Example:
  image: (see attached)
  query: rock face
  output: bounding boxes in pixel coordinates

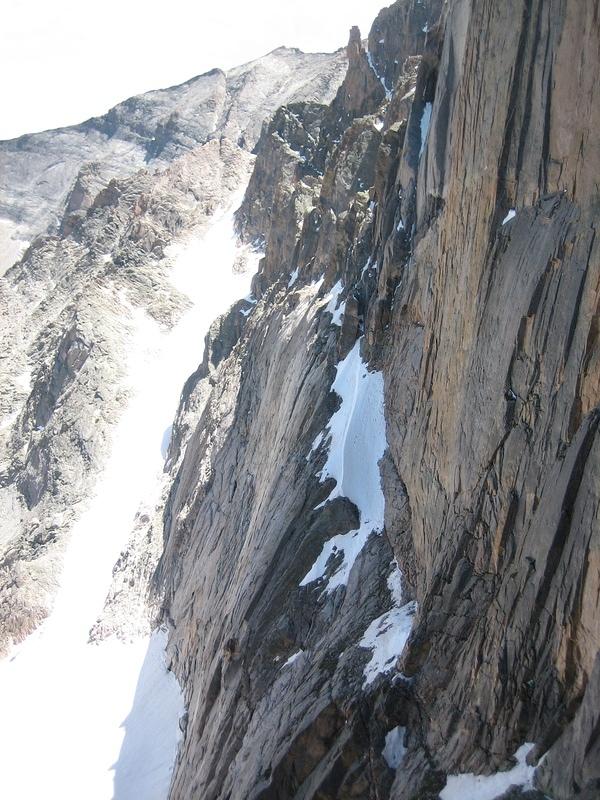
[1,2,599,800]
[151,1,599,799]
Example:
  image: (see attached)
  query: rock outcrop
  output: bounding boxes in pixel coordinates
[0,47,348,274]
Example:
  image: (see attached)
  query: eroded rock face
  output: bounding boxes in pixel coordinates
[380,2,600,796]
[153,1,599,799]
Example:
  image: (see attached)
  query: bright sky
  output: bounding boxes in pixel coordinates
[1,0,387,140]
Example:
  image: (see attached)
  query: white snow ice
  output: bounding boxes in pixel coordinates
[502,208,516,225]
[324,279,345,326]
[288,266,300,287]
[360,561,416,685]
[300,338,387,590]
[0,218,30,275]
[281,650,304,669]
[382,725,407,770]
[367,50,392,100]
[440,743,537,800]
[0,187,259,800]
[420,102,432,157]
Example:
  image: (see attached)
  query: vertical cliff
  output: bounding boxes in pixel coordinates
[156,1,599,798]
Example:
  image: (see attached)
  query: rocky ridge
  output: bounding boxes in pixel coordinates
[0,47,348,275]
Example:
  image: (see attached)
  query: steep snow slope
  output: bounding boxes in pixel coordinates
[0,191,258,799]
[300,338,387,590]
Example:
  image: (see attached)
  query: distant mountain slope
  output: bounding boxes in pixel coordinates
[0,47,347,273]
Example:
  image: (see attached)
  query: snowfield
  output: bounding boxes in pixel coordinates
[0,189,258,800]
[440,744,536,800]
[360,561,416,686]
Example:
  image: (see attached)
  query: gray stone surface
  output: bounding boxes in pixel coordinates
[0,47,348,274]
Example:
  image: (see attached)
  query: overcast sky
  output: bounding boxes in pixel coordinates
[1,0,387,140]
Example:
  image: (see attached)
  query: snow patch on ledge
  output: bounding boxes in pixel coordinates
[440,743,536,800]
[502,208,516,225]
[281,649,304,669]
[324,279,345,326]
[382,725,407,770]
[300,339,387,590]
[360,561,416,685]
[420,103,432,157]
[309,429,325,457]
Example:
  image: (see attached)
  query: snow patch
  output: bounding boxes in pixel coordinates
[382,726,406,770]
[161,425,173,460]
[367,51,392,100]
[360,562,416,685]
[420,103,432,157]
[166,186,258,307]
[300,339,387,591]
[0,629,184,800]
[502,209,516,225]
[0,410,18,431]
[309,429,325,455]
[311,274,325,292]
[288,267,300,288]
[0,218,30,275]
[361,256,374,277]
[324,280,345,326]
[440,744,536,800]
[14,369,31,392]
[281,649,304,669]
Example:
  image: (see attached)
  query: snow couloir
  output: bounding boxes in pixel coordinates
[0,188,259,800]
